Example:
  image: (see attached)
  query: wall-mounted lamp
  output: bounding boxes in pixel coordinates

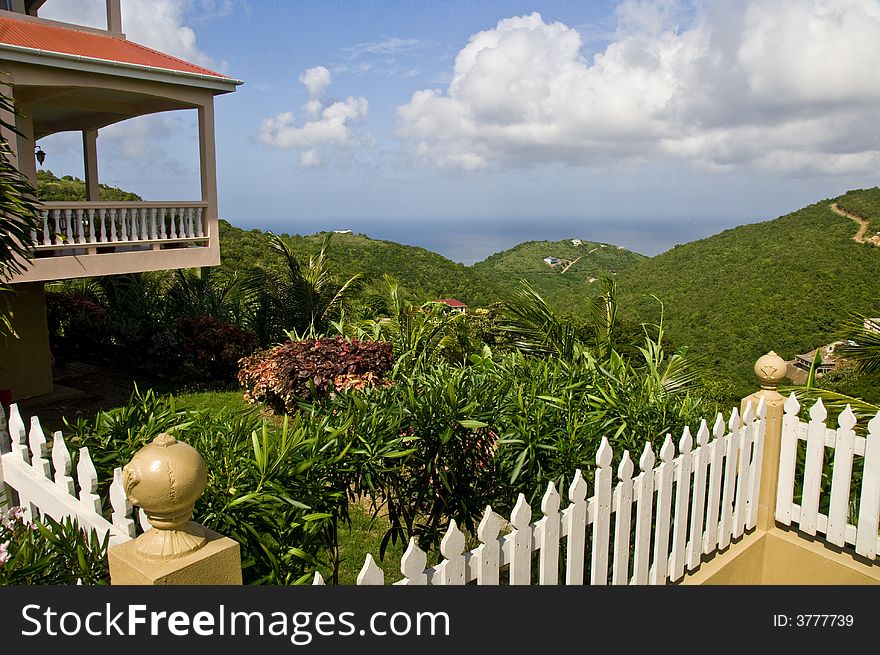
[35,145,46,166]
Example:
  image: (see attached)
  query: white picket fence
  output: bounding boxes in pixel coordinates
[0,403,146,546]
[775,395,880,559]
[315,399,768,585]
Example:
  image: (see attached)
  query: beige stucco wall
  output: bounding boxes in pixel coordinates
[0,282,53,400]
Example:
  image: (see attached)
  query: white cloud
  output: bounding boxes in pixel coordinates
[258,68,369,165]
[396,2,880,175]
[299,66,332,98]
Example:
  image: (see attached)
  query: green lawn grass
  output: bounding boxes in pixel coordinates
[172,389,253,415]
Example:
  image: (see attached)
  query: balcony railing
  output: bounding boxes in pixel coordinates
[32,201,209,256]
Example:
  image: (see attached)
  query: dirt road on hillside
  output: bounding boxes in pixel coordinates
[830,202,880,246]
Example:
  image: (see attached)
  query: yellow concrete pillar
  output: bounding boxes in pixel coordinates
[108,433,242,585]
[741,351,788,532]
[0,282,54,400]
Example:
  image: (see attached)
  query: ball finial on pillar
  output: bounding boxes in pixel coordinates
[122,433,208,559]
[754,351,787,392]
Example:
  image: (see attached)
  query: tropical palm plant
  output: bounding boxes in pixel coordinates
[498,280,580,361]
[247,233,362,343]
[165,266,250,326]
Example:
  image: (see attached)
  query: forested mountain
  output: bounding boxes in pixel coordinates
[473,238,646,315]
[608,190,880,389]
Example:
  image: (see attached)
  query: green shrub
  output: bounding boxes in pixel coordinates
[238,337,394,413]
[324,363,505,555]
[65,389,353,584]
[46,291,108,362]
[0,508,109,585]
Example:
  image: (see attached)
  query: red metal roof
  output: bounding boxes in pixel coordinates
[436,298,468,307]
[0,14,229,79]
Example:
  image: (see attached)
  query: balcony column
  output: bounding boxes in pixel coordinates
[83,128,99,201]
[197,102,219,262]
[12,104,37,188]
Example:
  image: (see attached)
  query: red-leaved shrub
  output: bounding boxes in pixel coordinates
[149,316,259,384]
[238,337,394,413]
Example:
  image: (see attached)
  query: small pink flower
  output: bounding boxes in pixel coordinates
[0,540,9,565]
[2,507,24,530]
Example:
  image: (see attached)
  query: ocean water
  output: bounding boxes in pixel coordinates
[244,216,745,265]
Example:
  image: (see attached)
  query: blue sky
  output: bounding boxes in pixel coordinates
[38,0,880,263]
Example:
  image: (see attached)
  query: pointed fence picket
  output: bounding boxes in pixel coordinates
[0,403,139,547]
[321,400,769,587]
[775,395,880,560]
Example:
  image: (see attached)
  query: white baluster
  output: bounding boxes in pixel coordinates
[475,505,502,585]
[139,207,149,240]
[194,206,204,237]
[76,208,87,244]
[799,399,828,536]
[108,208,118,242]
[51,431,75,495]
[8,404,28,463]
[538,482,560,585]
[41,209,51,245]
[632,442,655,584]
[110,467,136,538]
[76,447,102,514]
[508,494,532,585]
[398,537,428,585]
[183,206,193,237]
[64,208,74,243]
[590,438,613,585]
[670,427,693,581]
[688,420,710,570]
[149,207,158,240]
[855,413,880,558]
[733,403,755,538]
[98,208,108,243]
[438,520,466,585]
[650,435,675,584]
[87,208,97,243]
[28,417,51,479]
[703,414,726,555]
[118,208,128,241]
[312,571,325,585]
[612,451,634,584]
[356,554,384,586]
[564,469,588,584]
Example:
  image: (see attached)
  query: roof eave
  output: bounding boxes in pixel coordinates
[0,43,243,93]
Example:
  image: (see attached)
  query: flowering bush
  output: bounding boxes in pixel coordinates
[238,336,394,413]
[0,506,109,584]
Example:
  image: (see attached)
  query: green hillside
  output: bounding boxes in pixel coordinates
[219,221,507,308]
[611,190,880,391]
[473,239,647,314]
